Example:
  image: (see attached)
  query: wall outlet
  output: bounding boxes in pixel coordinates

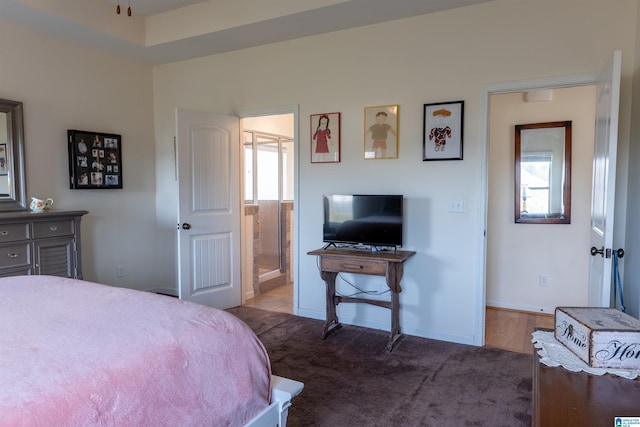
[539,274,549,287]
[447,198,464,213]
[117,265,125,277]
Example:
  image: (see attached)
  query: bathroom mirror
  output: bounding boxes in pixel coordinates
[0,99,27,211]
[515,121,571,224]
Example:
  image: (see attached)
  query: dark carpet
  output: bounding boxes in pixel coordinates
[227,306,533,427]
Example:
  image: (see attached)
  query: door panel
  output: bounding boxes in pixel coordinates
[177,109,241,309]
[588,50,621,307]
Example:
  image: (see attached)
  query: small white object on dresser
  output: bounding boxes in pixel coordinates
[555,307,640,369]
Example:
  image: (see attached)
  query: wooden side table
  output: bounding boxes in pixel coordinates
[307,247,415,351]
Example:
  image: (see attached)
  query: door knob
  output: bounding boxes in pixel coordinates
[590,247,624,259]
[181,223,191,230]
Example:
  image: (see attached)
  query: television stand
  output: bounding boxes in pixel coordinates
[307,247,416,351]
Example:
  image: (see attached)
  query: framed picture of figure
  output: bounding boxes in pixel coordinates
[364,104,398,159]
[310,112,340,163]
[423,100,464,161]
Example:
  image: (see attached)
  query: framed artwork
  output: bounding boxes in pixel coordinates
[423,100,464,161]
[310,112,341,163]
[68,130,122,189]
[364,104,398,159]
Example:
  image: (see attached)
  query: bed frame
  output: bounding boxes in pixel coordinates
[245,375,304,427]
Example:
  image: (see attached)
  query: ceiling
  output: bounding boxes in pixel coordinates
[0,0,492,65]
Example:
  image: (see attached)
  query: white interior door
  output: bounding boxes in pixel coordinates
[588,50,621,307]
[176,109,241,309]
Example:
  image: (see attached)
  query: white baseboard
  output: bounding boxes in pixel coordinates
[146,287,178,297]
[294,309,477,346]
[486,300,554,315]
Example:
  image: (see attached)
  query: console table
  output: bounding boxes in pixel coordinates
[533,329,640,426]
[307,247,415,351]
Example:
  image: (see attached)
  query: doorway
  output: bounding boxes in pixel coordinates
[482,79,598,347]
[241,114,295,314]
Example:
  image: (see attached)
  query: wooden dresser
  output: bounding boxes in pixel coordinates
[533,330,640,425]
[0,210,88,279]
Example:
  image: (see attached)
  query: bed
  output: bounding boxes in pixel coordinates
[0,275,302,427]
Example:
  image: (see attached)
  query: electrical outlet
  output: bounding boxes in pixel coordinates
[539,274,549,287]
[117,265,125,278]
[447,198,464,213]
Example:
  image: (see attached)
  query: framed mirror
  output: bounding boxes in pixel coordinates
[0,99,27,211]
[515,121,571,224]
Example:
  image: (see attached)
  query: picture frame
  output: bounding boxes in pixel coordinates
[68,129,122,189]
[423,100,464,161]
[364,104,398,159]
[310,112,341,163]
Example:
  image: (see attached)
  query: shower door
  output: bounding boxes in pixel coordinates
[244,131,293,281]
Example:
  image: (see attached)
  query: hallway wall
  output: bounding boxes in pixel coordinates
[487,87,596,313]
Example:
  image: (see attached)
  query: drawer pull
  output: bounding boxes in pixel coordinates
[7,253,19,258]
[0,231,9,236]
[49,226,58,231]
[343,263,364,269]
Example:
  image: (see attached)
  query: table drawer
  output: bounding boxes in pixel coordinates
[0,223,30,243]
[0,243,31,269]
[321,257,387,275]
[33,220,73,238]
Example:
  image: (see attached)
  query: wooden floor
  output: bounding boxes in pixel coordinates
[244,284,554,354]
[484,306,554,354]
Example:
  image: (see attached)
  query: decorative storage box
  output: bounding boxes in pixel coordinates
[555,307,640,369]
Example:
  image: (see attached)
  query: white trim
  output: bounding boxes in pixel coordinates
[477,73,599,347]
[486,300,555,315]
[145,287,178,296]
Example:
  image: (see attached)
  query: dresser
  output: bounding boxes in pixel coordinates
[533,329,640,425]
[0,210,88,279]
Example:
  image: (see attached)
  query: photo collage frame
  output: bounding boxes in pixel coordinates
[68,129,122,189]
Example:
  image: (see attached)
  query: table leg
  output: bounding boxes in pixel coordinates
[386,263,404,352]
[386,290,402,352]
[321,270,342,339]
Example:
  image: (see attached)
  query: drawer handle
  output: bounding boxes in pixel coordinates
[0,231,9,236]
[49,226,58,231]
[343,263,364,269]
[7,253,19,258]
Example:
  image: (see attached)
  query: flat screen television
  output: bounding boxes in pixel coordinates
[323,194,403,248]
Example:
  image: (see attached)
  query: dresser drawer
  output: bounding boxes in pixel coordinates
[0,223,30,243]
[0,265,32,277]
[33,220,74,239]
[321,257,387,275]
[0,243,31,269]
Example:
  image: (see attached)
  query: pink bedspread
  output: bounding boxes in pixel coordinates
[0,276,271,426]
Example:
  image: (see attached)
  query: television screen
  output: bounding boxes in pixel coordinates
[323,194,403,248]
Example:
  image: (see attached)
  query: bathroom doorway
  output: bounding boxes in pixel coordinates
[242,114,294,314]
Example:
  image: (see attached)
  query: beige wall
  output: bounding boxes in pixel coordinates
[153,0,637,344]
[0,19,158,290]
[2,0,637,344]
[488,87,596,313]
